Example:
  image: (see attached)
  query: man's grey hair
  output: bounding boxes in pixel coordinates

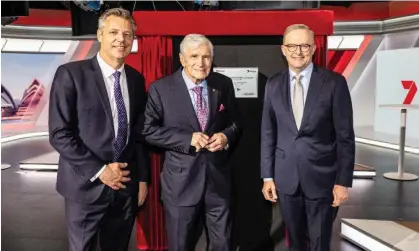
[98,7,137,35]
[283,24,315,43]
[180,34,214,57]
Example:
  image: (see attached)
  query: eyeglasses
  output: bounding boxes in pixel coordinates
[284,44,312,52]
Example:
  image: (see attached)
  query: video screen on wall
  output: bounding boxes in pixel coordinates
[1,53,64,124]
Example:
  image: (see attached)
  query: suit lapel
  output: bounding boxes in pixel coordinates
[172,70,201,131]
[298,66,325,134]
[279,71,298,131]
[91,57,115,134]
[206,75,219,132]
[125,67,136,129]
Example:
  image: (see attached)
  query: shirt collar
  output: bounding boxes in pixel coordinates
[96,53,125,79]
[289,62,313,80]
[181,68,207,90]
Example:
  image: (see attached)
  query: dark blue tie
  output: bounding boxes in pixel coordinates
[112,71,128,161]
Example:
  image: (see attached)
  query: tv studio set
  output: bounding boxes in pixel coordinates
[2,1,419,251]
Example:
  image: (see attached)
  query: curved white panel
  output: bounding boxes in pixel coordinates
[131,39,138,53]
[355,137,419,154]
[3,38,44,52]
[339,35,365,49]
[1,132,49,143]
[39,40,72,53]
[1,38,138,53]
[327,36,343,49]
[1,38,7,50]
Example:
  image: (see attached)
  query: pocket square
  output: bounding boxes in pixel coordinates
[219,104,225,112]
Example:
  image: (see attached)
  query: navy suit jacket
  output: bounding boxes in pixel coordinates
[260,65,355,199]
[142,69,242,206]
[49,56,150,204]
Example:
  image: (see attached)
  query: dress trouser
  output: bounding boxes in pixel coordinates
[163,174,232,251]
[279,185,336,251]
[65,187,137,251]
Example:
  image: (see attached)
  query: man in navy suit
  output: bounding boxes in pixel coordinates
[49,8,149,251]
[261,24,355,251]
[142,34,242,251]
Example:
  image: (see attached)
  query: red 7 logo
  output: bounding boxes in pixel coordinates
[401,81,417,105]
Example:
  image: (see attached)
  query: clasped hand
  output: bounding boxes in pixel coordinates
[99,162,130,190]
[191,132,227,152]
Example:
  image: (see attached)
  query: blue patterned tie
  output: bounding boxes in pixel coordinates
[112,71,128,161]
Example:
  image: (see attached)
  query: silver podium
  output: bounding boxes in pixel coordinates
[379,104,419,181]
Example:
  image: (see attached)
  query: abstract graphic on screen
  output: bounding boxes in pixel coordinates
[1,53,61,123]
[1,79,44,122]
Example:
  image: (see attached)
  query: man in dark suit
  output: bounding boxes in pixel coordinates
[49,8,149,251]
[261,24,355,251]
[142,34,242,251]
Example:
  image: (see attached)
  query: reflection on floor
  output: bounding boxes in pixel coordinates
[2,136,419,251]
[1,164,11,170]
[19,151,378,179]
[20,151,59,170]
[354,163,376,178]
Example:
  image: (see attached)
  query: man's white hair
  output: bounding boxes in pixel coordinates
[180,34,214,57]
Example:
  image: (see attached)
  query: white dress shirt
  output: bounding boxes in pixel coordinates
[263,63,313,182]
[90,53,130,182]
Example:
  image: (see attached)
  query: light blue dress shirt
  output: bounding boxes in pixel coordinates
[182,69,209,112]
[289,62,313,106]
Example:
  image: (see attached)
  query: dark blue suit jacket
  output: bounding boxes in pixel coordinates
[142,69,242,206]
[49,57,150,204]
[260,65,355,199]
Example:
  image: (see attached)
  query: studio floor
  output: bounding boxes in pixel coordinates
[2,136,419,251]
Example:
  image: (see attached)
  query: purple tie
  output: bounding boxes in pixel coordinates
[112,71,128,161]
[192,86,208,131]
